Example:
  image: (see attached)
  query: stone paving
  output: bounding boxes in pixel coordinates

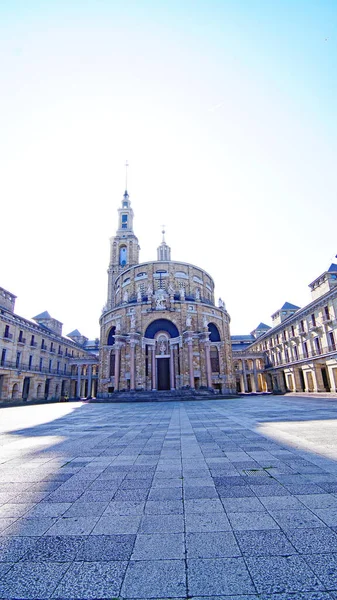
[1,396,337,598]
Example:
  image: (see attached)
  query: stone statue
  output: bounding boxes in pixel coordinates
[186,314,192,328]
[179,286,185,300]
[218,297,226,310]
[195,288,201,301]
[137,287,142,302]
[147,285,153,297]
[155,290,166,310]
[203,316,208,329]
[159,340,167,354]
[116,320,121,333]
[130,313,136,329]
[123,290,128,303]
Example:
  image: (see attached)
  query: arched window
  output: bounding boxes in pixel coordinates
[107,327,116,346]
[210,347,220,373]
[119,245,127,267]
[208,322,221,342]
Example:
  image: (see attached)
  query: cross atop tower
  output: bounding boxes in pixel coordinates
[125,160,129,192]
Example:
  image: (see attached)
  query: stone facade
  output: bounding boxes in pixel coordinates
[99,190,236,396]
[234,263,337,394]
[0,289,99,402]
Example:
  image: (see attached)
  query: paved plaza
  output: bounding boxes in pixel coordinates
[2,396,337,598]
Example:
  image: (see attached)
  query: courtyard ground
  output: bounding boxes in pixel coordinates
[1,395,337,598]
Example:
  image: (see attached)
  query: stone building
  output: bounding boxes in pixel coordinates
[0,288,99,402]
[234,262,337,394]
[99,189,236,396]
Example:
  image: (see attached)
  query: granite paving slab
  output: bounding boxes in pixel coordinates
[187,557,256,596]
[246,555,325,594]
[0,560,70,599]
[51,560,128,599]
[121,559,186,598]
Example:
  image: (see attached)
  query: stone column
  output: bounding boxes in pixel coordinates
[328,365,337,392]
[313,365,326,392]
[253,360,259,392]
[151,345,156,390]
[114,345,121,391]
[130,343,136,391]
[242,360,248,393]
[187,339,195,388]
[204,343,212,388]
[170,345,175,390]
[76,364,81,398]
[87,365,92,398]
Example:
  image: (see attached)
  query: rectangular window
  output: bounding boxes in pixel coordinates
[285,348,289,363]
[50,342,54,352]
[300,320,305,333]
[293,346,298,360]
[291,326,295,337]
[41,339,45,349]
[31,335,35,346]
[311,313,316,327]
[49,359,52,373]
[18,330,23,342]
[303,342,308,358]
[324,306,330,320]
[39,358,43,371]
[329,332,336,351]
[16,352,21,368]
[4,325,9,338]
[314,337,321,354]
[57,361,60,374]
[1,349,6,366]
[276,334,279,344]
[28,355,33,370]
[64,364,67,374]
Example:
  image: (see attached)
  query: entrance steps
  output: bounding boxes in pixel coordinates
[91,389,237,403]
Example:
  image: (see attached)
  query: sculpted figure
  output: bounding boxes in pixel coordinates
[130,313,136,329]
[137,288,142,302]
[179,286,185,300]
[155,291,166,310]
[203,316,208,329]
[123,290,128,303]
[195,288,201,301]
[186,314,192,328]
[147,285,153,297]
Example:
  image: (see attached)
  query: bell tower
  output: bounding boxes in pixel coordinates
[107,174,140,309]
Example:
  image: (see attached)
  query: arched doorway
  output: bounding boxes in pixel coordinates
[144,319,179,391]
[12,383,19,399]
[155,333,170,390]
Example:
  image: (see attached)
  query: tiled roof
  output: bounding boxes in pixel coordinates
[281,302,300,310]
[33,311,51,320]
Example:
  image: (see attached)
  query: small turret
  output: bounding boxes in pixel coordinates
[157,228,171,261]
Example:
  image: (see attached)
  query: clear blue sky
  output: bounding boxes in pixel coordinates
[1,0,336,339]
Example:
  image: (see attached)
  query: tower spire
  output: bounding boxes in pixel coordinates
[157,225,171,261]
[125,160,129,193]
